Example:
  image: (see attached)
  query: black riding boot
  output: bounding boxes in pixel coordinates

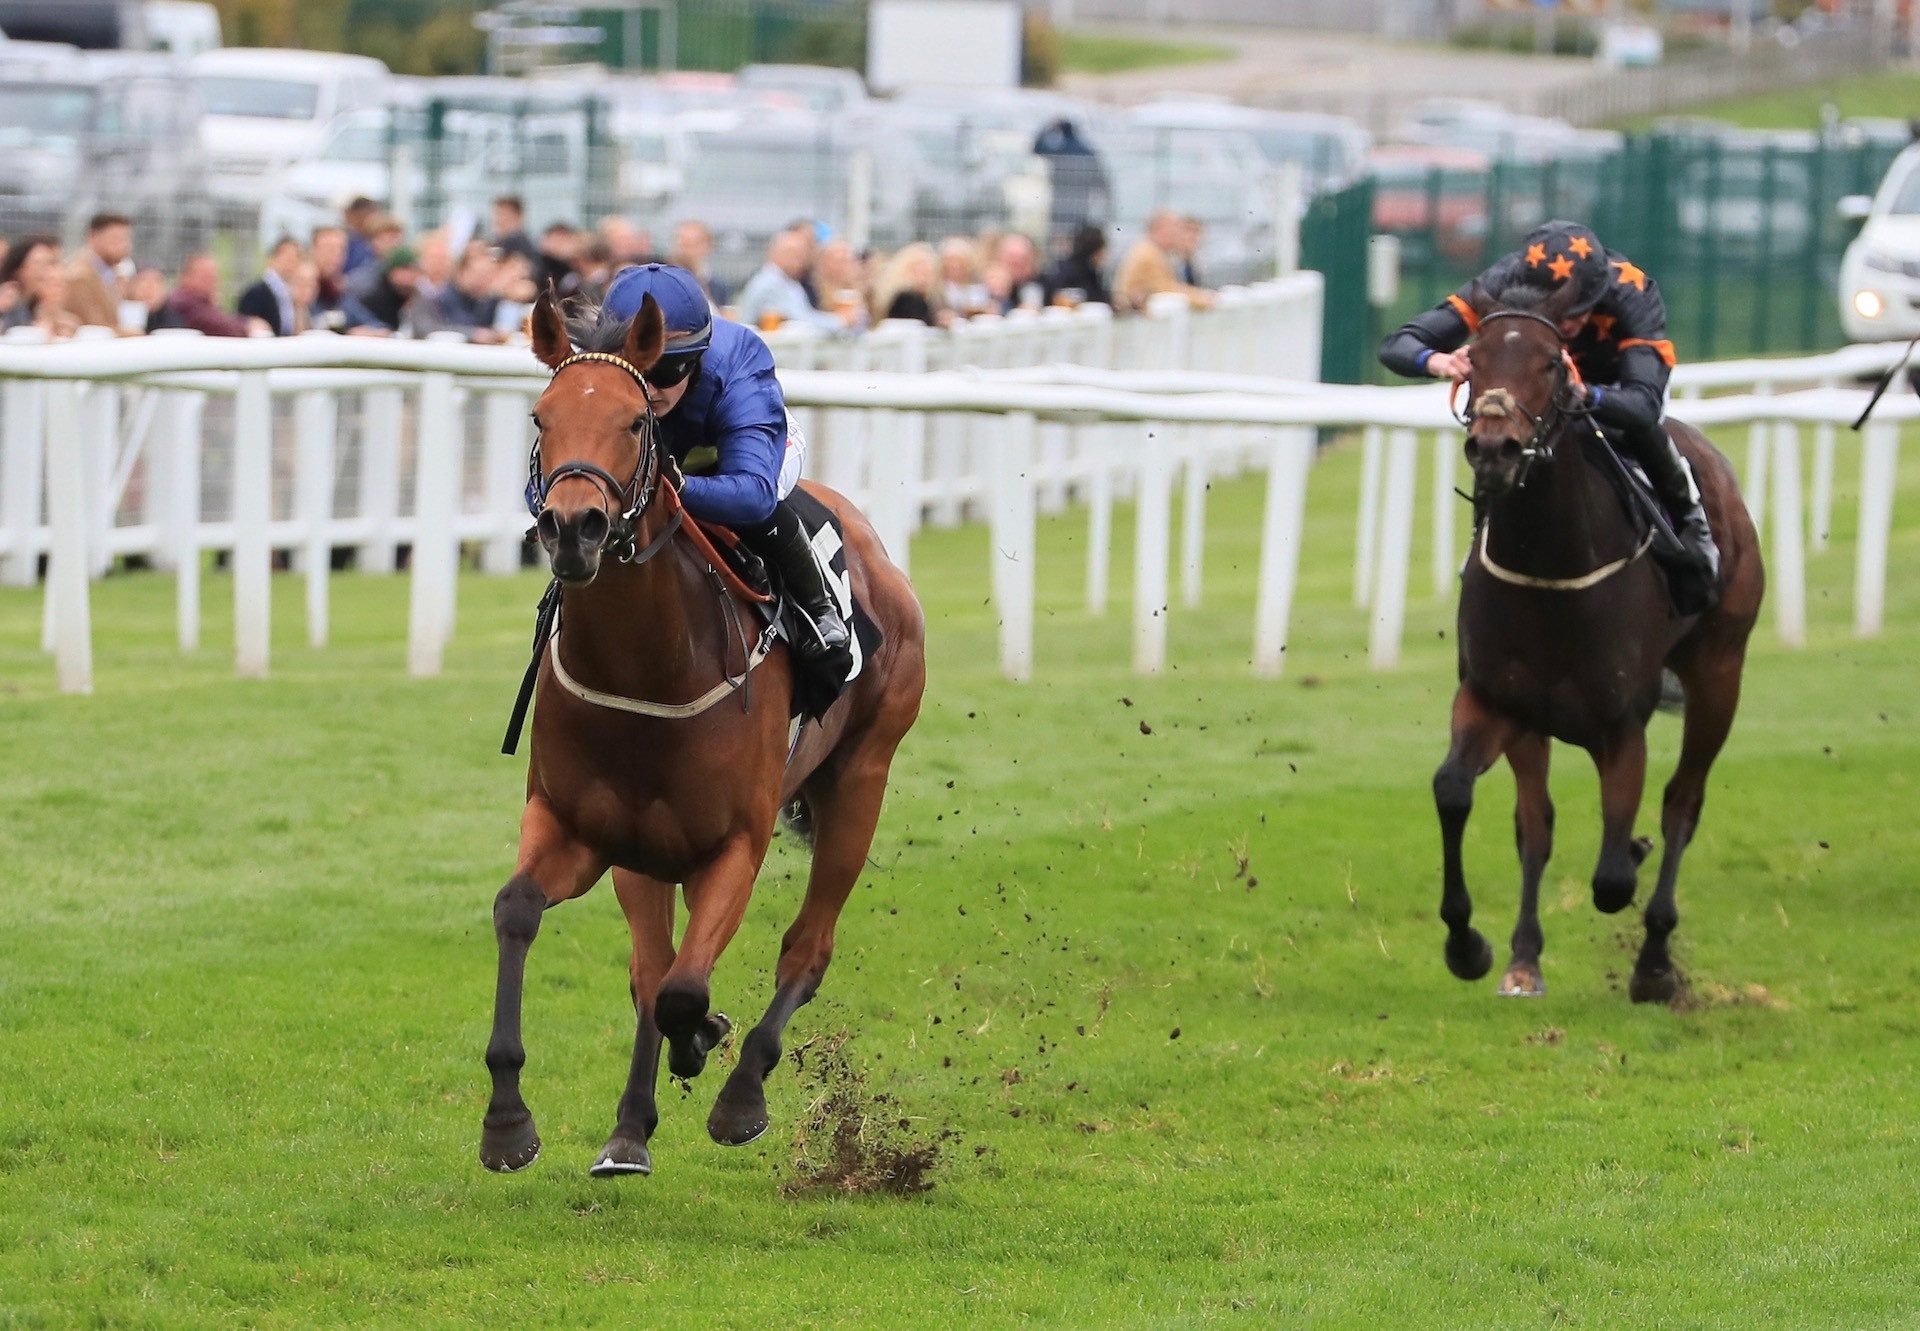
[738,503,851,665]
[1629,421,1720,615]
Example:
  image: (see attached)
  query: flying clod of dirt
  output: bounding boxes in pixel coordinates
[783,1029,950,1198]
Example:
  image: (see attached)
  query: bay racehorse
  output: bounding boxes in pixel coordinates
[1433,282,1763,1003]
[481,292,926,1175]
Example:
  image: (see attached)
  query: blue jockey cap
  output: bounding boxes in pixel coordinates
[603,262,714,355]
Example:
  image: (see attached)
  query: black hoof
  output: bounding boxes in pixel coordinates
[480,1112,541,1173]
[1592,874,1636,914]
[1445,929,1494,981]
[1629,967,1681,1006]
[709,1071,770,1147]
[589,1132,653,1178]
[663,1008,731,1080]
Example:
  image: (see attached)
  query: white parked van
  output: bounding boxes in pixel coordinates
[189,46,388,204]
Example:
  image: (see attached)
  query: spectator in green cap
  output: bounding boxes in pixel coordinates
[341,245,422,336]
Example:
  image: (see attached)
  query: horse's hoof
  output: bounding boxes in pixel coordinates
[480,1113,541,1173]
[1629,967,1681,1006]
[657,985,715,1078]
[1497,963,1545,997]
[1445,929,1494,981]
[708,1074,770,1147]
[589,1133,653,1178]
[1629,837,1654,867]
[1592,874,1636,914]
[665,1012,731,1081]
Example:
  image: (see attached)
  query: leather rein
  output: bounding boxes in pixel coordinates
[1452,310,1653,593]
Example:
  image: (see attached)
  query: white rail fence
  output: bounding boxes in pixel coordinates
[0,300,1912,695]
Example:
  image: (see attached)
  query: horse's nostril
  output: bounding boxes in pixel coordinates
[535,509,561,544]
[578,509,610,547]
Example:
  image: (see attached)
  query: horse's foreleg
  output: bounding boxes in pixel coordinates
[591,869,677,1177]
[709,757,892,1147]
[1498,732,1554,997]
[1632,652,1743,1004]
[482,798,606,1173]
[1589,728,1649,916]
[1434,686,1515,982]
[654,831,768,1080]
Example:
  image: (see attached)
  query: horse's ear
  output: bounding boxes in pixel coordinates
[1539,279,1581,325]
[529,288,570,370]
[624,293,665,374]
[1462,280,1496,328]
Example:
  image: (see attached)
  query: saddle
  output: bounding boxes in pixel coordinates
[691,488,883,723]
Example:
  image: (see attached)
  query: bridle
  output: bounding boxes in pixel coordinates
[1450,308,1657,593]
[527,350,680,566]
[1452,309,1591,490]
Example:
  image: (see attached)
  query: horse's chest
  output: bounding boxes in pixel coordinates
[1462,617,1658,743]
[534,711,785,875]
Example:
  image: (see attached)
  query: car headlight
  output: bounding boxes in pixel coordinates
[1853,289,1886,320]
[1863,251,1906,273]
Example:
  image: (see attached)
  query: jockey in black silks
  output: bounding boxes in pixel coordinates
[594,262,851,663]
[1378,220,1719,613]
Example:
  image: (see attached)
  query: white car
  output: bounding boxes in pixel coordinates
[1838,144,1920,343]
[191,47,389,204]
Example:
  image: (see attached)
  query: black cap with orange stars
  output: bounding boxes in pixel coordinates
[1515,220,1611,316]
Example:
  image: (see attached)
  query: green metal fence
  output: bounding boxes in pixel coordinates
[1301,177,1375,385]
[669,0,865,72]
[1335,132,1901,383]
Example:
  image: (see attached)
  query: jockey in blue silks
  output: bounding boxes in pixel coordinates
[600,262,850,662]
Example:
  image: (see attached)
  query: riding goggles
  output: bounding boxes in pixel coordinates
[643,350,703,390]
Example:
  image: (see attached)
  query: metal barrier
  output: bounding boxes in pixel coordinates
[0,277,1323,692]
[1,329,1909,695]
[1373,130,1903,369]
[6,332,1909,698]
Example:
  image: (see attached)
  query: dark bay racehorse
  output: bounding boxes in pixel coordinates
[1433,284,1763,1003]
[482,292,926,1175]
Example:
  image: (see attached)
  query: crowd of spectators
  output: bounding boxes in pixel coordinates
[0,192,1218,348]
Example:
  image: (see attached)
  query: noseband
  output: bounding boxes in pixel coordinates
[529,351,679,565]
[1454,310,1590,489]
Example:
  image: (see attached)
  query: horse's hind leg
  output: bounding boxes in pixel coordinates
[482,798,607,1173]
[1498,732,1554,997]
[710,754,895,1146]
[1631,648,1745,1004]
[1433,686,1515,982]
[1589,728,1648,915]
[591,870,677,1178]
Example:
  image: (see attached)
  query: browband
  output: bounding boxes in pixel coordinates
[552,351,649,389]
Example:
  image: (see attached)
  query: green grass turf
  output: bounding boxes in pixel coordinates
[1056,31,1236,76]
[1620,66,1920,131]
[2,433,1919,1327]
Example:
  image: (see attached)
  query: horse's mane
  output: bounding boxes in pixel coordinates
[1487,282,1555,317]
[560,296,631,355]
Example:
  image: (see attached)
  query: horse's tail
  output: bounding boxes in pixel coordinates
[779,793,817,849]
[1658,669,1686,715]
